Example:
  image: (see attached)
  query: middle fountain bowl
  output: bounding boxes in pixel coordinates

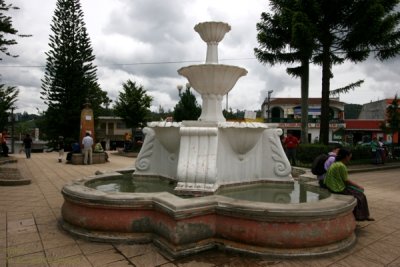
[178,64,248,96]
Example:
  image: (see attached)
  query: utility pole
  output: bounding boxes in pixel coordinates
[267,90,273,123]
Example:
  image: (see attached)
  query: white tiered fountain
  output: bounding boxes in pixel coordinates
[60,21,357,259]
[134,21,292,194]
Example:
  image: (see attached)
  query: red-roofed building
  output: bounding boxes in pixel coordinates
[261,97,345,143]
[261,97,399,144]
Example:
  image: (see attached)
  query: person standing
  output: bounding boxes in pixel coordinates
[283,133,299,166]
[0,131,9,157]
[57,136,65,163]
[370,137,381,164]
[23,134,33,159]
[82,132,93,165]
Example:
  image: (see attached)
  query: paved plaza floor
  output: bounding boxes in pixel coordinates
[1,152,400,266]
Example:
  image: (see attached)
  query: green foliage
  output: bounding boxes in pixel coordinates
[173,86,201,122]
[256,0,400,145]
[255,0,318,144]
[149,105,173,121]
[297,144,329,164]
[330,80,364,97]
[40,0,110,141]
[113,80,153,129]
[0,1,29,130]
[296,144,378,166]
[0,84,18,130]
[385,94,400,143]
[0,0,30,59]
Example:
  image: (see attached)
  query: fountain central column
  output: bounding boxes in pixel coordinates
[178,22,247,122]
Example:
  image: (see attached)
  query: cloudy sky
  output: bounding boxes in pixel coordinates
[2,0,400,115]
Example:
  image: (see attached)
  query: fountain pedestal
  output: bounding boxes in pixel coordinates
[134,121,292,195]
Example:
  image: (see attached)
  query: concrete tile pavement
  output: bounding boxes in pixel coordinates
[0,152,400,266]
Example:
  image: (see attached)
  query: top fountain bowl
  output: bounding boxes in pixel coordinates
[194,21,231,43]
[178,64,247,96]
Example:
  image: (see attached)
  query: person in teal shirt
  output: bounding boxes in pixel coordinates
[324,148,374,221]
[370,137,382,164]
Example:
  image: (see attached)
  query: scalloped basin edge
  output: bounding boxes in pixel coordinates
[60,173,357,259]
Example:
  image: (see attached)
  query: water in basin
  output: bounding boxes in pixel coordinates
[216,181,329,204]
[85,175,328,204]
[86,175,177,194]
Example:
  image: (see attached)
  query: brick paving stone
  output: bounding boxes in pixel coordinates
[48,254,92,267]
[388,257,400,267]
[104,259,134,267]
[114,243,155,258]
[7,251,49,267]
[129,250,170,267]
[174,260,215,267]
[41,237,77,250]
[160,263,178,267]
[85,249,127,267]
[7,231,41,246]
[334,253,384,267]
[34,215,57,226]
[45,244,83,262]
[76,240,115,255]
[7,240,44,258]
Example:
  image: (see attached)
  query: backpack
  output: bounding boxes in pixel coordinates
[311,154,329,175]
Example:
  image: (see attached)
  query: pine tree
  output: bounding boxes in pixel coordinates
[255,0,318,144]
[255,0,400,144]
[114,80,153,132]
[40,0,109,141]
[386,95,400,144]
[0,0,27,130]
[173,85,201,122]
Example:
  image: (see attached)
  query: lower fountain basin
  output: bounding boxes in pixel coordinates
[61,172,357,258]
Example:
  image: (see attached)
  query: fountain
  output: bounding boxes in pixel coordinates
[60,21,357,258]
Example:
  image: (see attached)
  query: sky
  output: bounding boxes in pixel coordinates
[1,0,400,115]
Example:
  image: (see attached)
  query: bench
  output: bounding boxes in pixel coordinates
[70,153,106,165]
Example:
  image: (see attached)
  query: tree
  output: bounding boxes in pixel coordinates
[173,84,201,122]
[386,95,400,144]
[40,0,109,141]
[255,0,318,144]
[255,0,400,144]
[0,0,29,130]
[312,0,400,144]
[0,84,18,129]
[114,80,153,134]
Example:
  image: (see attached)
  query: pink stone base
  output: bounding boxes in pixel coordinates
[61,191,357,258]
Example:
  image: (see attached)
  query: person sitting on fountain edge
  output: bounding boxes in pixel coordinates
[94,139,109,162]
[323,148,374,221]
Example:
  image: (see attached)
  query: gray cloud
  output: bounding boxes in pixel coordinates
[1,0,399,115]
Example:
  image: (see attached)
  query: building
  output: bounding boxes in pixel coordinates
[96,116,133,150]
[261,98,345,142]
[344,99,400,144]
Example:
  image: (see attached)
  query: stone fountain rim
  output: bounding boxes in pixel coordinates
[62,173,356,219]
[146,121,271,129]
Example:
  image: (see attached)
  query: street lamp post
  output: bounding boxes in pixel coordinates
[266,90,273,123]
[177,85,183,97]
[11,107,14,154]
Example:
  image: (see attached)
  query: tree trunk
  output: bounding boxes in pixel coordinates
[300,59,309,144]
[320,44,331,145]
